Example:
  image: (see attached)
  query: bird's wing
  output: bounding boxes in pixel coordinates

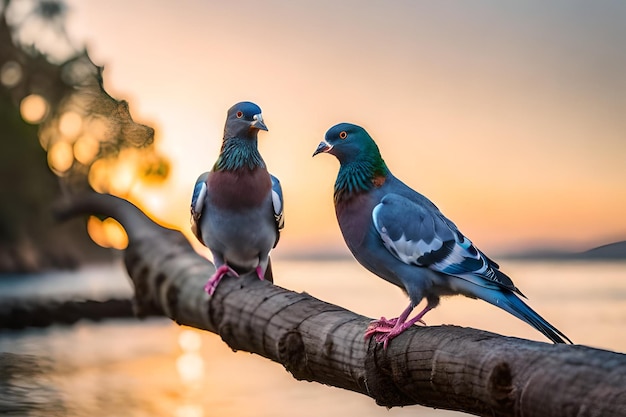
[270,174,284,247]
[372,193,519,293]
[190,172,209,242]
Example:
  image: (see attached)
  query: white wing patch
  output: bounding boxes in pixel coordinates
[431,243,466,271]
[372,194,518,293]
[271,189,282,218]
[373,202,443,266]
[193,182,207,215]
[272,188,284,230]
[270,174,284,231]
[190,172,209,222]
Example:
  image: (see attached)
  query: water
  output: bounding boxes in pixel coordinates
[0,259,625,416]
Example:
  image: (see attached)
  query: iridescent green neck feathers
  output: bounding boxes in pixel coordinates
[334,156,388,202]
[214,137,265,171]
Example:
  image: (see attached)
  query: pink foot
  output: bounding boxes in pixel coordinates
[365,304,433,349]
[365,316,412,331]
[204,265,239,295]
[255,265,265,281]
[364,316,426,347]
[364,317,397,337]
[373,323,415,349]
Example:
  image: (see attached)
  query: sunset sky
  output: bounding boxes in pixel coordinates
[59,0,625,256]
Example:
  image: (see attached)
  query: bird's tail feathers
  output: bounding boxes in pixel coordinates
[484,290,572,344]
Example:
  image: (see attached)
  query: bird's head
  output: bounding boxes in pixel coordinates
[313,123,382,165]
[223,101,268,140]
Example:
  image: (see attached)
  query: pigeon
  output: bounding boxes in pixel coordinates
[191,101,284,295]
[313,122,571,348]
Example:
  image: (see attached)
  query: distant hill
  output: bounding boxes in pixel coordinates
[579,240,626,260]
[504,240,626,261]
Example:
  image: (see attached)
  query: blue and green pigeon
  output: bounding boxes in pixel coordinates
[313,122,571,348]
[191,101,284,295]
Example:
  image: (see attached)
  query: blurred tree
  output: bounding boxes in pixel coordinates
[0,0,169,272]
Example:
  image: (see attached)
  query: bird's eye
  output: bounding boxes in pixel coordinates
[339,131,347,139]
[236,111,243,118]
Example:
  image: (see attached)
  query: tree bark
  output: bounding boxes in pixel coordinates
[55,192,626,417]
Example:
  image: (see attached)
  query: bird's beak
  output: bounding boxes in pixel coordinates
[251,113,268,131]
[313,140,332,157]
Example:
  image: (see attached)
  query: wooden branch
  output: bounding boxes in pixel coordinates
[55,193,626,417]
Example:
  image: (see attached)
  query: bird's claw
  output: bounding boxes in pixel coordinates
[364,315,427,349]
[371,316,397,327]
[366,316,426,332]
[204,265,239,295]
[255,266,265,281]
[364,325,402,350]
[364,318,395,339]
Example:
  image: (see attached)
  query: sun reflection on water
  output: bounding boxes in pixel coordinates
[176,329,204,384]
[175,328,205,417]
[175,404,204,417]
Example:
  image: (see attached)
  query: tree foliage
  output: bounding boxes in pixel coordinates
[0,0,167,272]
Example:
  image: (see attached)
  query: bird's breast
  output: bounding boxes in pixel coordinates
[335,193,376,250]
[208,167,271,210]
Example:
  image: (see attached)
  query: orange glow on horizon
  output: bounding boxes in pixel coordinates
[62,1,626,254]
